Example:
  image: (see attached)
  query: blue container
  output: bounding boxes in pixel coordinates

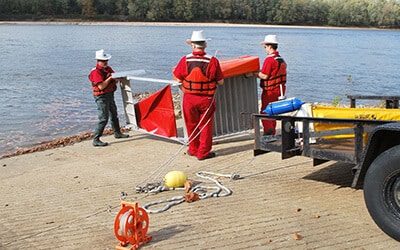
[264,97,304,115]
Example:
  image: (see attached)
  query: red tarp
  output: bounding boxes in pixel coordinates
[134,85,177,137]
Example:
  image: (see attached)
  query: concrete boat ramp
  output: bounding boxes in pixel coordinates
[0,130,398,249]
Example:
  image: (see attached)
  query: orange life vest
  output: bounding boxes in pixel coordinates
[181,54,218,96]
[260,55,287,91]
[89,67,117,96]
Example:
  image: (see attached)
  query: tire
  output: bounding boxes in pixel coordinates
[364,145,400,241]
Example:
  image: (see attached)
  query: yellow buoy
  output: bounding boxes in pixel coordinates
[164,171,187,188]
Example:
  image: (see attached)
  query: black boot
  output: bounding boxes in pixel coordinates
[114,132,129,139]
[93,138,108,147]
[93,126,107,146]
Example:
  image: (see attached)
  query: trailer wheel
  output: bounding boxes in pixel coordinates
[364,145,400,241]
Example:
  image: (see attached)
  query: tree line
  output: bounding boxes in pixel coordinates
[1,0,399,28]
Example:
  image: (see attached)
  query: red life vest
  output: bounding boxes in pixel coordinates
[89,66,117,96]
[260,55,287,91]
[181,54,218,96]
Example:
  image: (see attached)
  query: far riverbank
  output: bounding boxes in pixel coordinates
[0,20,390,31]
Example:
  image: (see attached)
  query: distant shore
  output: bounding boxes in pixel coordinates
[0,20,384,31]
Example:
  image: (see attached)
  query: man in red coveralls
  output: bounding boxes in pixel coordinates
[89,49,129,147]
[173,31,224,160]
[254,35,287,136]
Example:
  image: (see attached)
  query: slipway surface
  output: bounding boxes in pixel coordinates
[0,129,398,249]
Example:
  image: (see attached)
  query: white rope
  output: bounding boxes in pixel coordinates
[142,171,234,214]
[116,209,132,238]
[136,91,217,191]
[136,144,186,189]
[185,92,217,145]
[231,157,256,178]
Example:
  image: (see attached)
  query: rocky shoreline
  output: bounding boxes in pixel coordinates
[1,92,182,159]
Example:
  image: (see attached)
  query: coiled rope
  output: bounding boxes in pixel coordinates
[129,88,263,214]
[142,171,238,213]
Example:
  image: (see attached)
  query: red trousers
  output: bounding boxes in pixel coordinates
[260,86,285,135]
[183,93,216,159]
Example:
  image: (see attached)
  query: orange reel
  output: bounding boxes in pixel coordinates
[114,201,152,250]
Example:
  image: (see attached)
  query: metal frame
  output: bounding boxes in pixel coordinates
[253,114,395,165]
[119,74,259,144]
[347,94,400,108]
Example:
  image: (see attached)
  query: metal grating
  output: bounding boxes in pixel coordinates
[213,75,258,136]
[119,74,258,143]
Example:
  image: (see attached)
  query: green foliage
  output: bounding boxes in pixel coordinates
[333,96,341,107]
[0,0,399,28]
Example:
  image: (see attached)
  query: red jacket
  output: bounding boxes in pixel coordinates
[260,52,287,91]
[89,64,117,96]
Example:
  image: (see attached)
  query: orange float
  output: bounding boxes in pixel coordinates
[219,55,260,78]
[114,201,152,250]
[172,55,260,79]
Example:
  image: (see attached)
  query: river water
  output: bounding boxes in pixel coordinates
[1,23,399,156]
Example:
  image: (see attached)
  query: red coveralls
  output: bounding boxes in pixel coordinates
[260,51,287,135]
[173,52,224,159]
